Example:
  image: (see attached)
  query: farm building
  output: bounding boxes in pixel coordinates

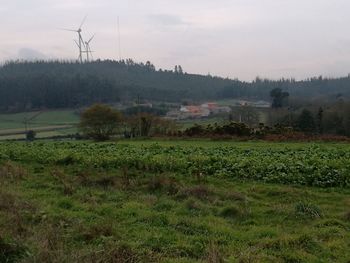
[180,106,210,118]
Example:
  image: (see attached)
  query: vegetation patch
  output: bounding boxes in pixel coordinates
[0,237,27,263]
[0,141,349,262]
[295,201,323,219]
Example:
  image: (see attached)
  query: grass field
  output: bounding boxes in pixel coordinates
[1,140,350,262]
[0,110,79,140]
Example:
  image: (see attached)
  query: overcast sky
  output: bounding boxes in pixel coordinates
[1,0,350,80]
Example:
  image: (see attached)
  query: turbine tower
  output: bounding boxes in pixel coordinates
[62,16,87,63]
[84,34,95,62]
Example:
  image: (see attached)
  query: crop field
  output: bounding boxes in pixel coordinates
[1,140,350,262]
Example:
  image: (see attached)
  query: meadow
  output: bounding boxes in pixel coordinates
[0,110,79,140]
[0,140,349,262]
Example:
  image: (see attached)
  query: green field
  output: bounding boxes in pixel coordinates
[0,110,79,140]
[1,140,350,262]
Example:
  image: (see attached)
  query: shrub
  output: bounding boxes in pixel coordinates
[79,104,122,141]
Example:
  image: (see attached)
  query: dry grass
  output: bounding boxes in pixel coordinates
[75,243,160,263]
[30,224,66,263]
[344,210,350,221]
[79,223,114,243]
[0,161,27,183]
[206,241,224,263]
[180,185,214,201]
[147,176,180,195]
[0,190,36,238]
[295,201,322,219]
[0,236,27,263]
[50,168,75,195]
[226,191,247,202]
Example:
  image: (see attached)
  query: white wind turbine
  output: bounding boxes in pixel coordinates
[84,34,95,62]
[61,16,87,63]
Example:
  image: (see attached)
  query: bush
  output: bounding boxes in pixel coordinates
[79,104,122,141]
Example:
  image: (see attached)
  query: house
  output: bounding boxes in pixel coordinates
[201,102,231,114]
[180,106,210,118]
[201,102,218,110]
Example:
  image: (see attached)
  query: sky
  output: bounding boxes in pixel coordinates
[1,0,350,81]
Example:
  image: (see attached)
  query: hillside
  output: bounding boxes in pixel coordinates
[1,60,350,112]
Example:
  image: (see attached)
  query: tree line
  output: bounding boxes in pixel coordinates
[78,102,350,142]
[1,60,350,112]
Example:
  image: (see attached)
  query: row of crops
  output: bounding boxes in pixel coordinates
[1,142,350,187]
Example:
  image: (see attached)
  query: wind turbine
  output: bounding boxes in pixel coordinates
[61,16,87,63]
[84,34,95,62]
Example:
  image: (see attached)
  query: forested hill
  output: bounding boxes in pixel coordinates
[0,59,350,111]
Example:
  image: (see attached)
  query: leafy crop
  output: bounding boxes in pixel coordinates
[0,142,349,187]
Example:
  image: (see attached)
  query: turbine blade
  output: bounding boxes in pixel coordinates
[59,28,78,32]
[79,15,87,29]
[87,34,96,44]
[74,40,80,48]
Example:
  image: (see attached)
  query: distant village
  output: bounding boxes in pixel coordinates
[117,99,271,121]
[166,100,270,120]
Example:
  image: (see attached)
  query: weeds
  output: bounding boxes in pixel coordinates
[295,201,322,219]
[226,191,247,202]
[0,190,36,237]
[219,206,241,219]
[261,234,321,254]
[33,224,65,263]
[205,241,224,263]
[50,168,74,195]
[0,237,27,263]
[0,142,349,262]
[148,176,179,195]
[0,162,27,183]
[122,166,130,188]
[185,198,202,211]
[180,185,214,201]
[79,223,114,242]
[86,243,158,263]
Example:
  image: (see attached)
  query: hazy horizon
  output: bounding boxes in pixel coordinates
[1,0,350,81]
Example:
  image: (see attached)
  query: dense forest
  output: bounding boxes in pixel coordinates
[0,60,350,111]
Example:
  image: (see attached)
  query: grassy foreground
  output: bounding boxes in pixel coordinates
[0,140,350,262]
